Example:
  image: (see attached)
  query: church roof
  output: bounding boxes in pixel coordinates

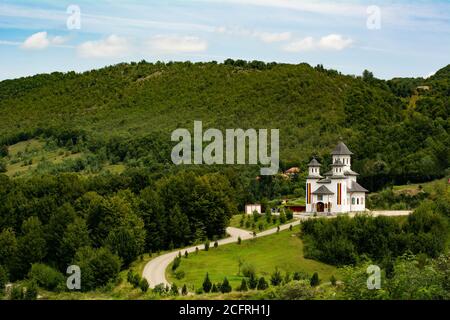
[331,142,353,155]
[306,175,323,179]
[317,178,331,184]
[308,158,321,167]
[323,170,333,176]
[348,181,368,193]
[312,185,334,195]
[344,169,360,176]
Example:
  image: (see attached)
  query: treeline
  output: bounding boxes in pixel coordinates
[0,170,237,287]
[301,196,449,266]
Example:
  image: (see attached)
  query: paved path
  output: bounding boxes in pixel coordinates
[142,210,412,288]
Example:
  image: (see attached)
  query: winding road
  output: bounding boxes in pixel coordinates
[142,210,412,288]
[142,221,302,288]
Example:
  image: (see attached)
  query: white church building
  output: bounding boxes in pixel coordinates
[306,142,368,215]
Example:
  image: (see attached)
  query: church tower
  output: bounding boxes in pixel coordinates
[305,158,322,213]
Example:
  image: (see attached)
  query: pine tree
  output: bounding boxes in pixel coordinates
[202,272,212,293]
[182,284,188,295]
[310,272,320,287]
[248,273,258,290]
[211,283,219,293]
[220,277,232,293]
[184,251,188,258]
[270,268,282,286]
[171,283,179,296]
[238,278,248,291]
[237,236,242,245]
[257,277,268,290]
[214,241,218,248]
[139,278,149,293]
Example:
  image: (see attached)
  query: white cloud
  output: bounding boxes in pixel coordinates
[21,31,69,50]
[283,34,352,52]
[22,31,50,50]
[77,35,130,58]
[256,31,291,43]
[148,35,207,53]
[283,36,315,52]
[318,34,353,51]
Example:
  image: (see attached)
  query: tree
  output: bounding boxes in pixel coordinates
[211,283,219,293]
[0,228,18,279]
[0,265,8,296]
[139,278,149,293]
[23,281,38,300]
[214,240,218,248]
[203,273,212,293]
[270,268,283,286]
[184,251,189,258]
[28,263,65,292]
[310,272,320,287]
[248,272,258,290]
[220,277,232,293]
[330,275,337,286]
[237,236,242,245]
[60,217,91,267]
[170,283,179,296]
[204,240,210,251]
[17,217,47,277]
[0,145,8,157]
[257,277,268,290]
[0,160,6,173]
[238,278,248,291]
[182,284,188,296]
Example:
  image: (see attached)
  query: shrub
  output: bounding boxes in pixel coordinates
[0,265,8,296]
[238,278,248,291]
[139,278,149,293]
[172,256,181,271]
[211,283,219,293]
[270,268,283,286]
[23,281,38,300]
[248,273,258,290]
[220,277,232,293]
[170,284,179,296]
[28,263,65,292]
[257,277,269,290]
[242,263,256,278]
[182,284,188,296]
[279,211,287,224]
[203,273,212,293]
[204,241,210,251]
[330,275,337,286]
[237,236,242,245]
[153,283,166,295]
[285,209,294,220]
[293,271,309,281]
[273,280,315,300]
[214,241,218,248]
[310,272,320,287]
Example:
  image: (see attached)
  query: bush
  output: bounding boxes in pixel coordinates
[204,241,210,251]
[203,273,212,293]
[23,281,38,300]
[172,256,181,271]
[248,273,258,290]
[127,271,141,288]
[211,283,219,293]
[0,265,8,291]
[238,278,248,291]
[279,211,287,224]
[285,209,294,220]
[214,241,218,248]
[242,263,256,278]
[270,268,283,286]
[237,236,242,245]
[293,271,309,281]
[257,277,269,290]
[182,284,188,295]
[28,263,65,292]
[153,283,167,295]
[272,280,315,300]
[220,277,232,293]
[330,275,337,286]
[170,283,179,296]
[139,278,149,293]
[310,272,320,287]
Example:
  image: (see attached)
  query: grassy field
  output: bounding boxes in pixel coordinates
[167,225,339,291]
[392,177,449,196]
[228,214,296,232]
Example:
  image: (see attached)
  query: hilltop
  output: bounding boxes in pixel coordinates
[0,60,449,190]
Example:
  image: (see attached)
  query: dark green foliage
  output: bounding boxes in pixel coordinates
[237,236,242,245]
[211,283,219,293]
[301,202,448,266]
[310,272,320,287]
[0,265,8,296]
[73,246,121,291]
[28,263,65,292]
[202,273,212,293]
[172,256,181,271]
[330,275,337,286]
[23,281,38,300]
[127,270,141,288]
[270,268,283,286]
[214,241,218,248]
[220,277,232,293]
[204,240,210,251]
[182,284,188,296]
[257,277,269,290]
[139,278,149,293]
[248,272,258,290]
[238,278,248,291]
[170,283,179,296]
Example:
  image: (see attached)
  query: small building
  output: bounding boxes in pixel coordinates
[285,167,300,175]
[245,204,262,214]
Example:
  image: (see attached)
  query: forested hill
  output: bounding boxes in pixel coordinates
[0,60,449,190]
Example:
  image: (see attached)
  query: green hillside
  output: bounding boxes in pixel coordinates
[0,60,448,191]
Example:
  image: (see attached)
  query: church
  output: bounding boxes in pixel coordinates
[306,142,368,215]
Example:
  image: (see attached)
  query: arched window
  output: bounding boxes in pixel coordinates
[352,198,355,205]
[357,198,359,205]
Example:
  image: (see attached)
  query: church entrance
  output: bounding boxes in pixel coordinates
[316,202,325,213]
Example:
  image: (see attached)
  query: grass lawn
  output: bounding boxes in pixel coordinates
[229,214,296,232]
[167,225,339,291]
[392,177,449,196]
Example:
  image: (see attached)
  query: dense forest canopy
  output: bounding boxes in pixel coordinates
[0,60,448,190]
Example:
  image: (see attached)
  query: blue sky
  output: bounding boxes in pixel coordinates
[1,0,450,80]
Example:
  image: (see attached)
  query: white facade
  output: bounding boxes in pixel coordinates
[245,204,262,214]
[305,142,368,215]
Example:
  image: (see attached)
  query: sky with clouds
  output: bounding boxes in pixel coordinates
[1,0,450,80]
